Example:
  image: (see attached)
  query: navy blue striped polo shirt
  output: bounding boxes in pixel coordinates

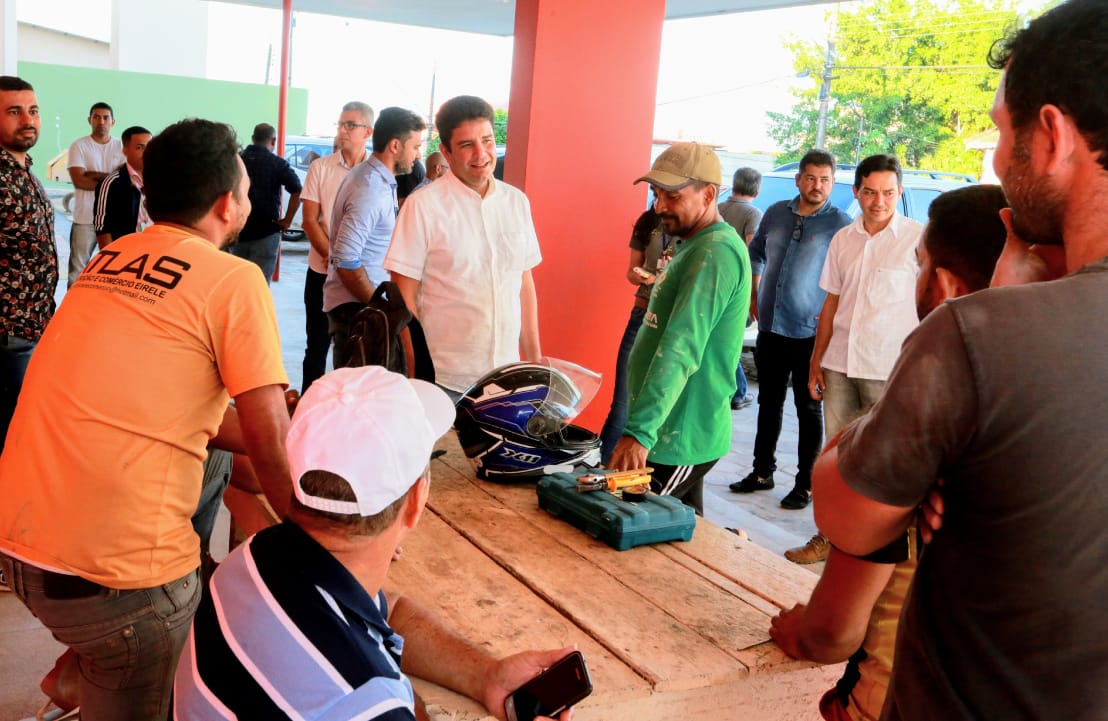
[174,521,416,720]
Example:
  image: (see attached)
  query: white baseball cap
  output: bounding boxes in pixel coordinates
[287,366,455,516]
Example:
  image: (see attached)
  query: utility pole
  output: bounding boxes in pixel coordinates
[814,39,835,150]
[427,63,437,143]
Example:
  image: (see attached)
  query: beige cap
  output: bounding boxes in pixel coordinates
[635,142,722,190]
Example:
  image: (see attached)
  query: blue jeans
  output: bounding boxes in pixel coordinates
[194,449,233,559]
[229,232,280,284]
[0,554,200,721]
[733,360,749,401]
[732,316,753,402]
[1,335,35,453]
[599,304,647,464]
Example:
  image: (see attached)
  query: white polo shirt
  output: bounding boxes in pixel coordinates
[301,151,360,274]
[819,213,923,380]
[384,171,542,392]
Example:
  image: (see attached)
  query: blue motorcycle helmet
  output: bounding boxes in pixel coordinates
[455,359,602,482]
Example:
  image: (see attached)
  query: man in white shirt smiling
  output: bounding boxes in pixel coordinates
[385,95,542,398]
[790,154,922,564]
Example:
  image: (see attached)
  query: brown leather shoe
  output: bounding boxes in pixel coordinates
[784,533,829,564]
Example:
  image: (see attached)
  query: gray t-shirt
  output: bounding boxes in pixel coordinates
[837,257,1108,720]
[718,196,762,241]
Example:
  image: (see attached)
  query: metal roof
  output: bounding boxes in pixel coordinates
[219,0,831,36]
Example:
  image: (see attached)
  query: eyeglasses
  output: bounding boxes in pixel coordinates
[337,121,370,131]
[792,220,804,241]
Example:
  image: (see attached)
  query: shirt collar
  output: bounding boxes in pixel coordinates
[338,148,368,170]
[787,195,837,217]
[0,147,32,169]
[850,211,903,238]
[126,162,142,189]
[443,168,496,199]
[366,154,397,187]
[272,521,394,637]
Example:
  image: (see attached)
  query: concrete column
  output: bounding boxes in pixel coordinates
[509,0,666,430]
[0,0,17,76]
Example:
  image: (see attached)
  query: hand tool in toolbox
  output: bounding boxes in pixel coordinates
[537,470,696,551]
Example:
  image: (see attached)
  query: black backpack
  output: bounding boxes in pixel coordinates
[343,281,435,381]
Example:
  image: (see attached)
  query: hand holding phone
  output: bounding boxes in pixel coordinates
[632,266,656,283]
[504,651,592,721]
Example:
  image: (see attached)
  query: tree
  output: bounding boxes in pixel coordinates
[426,109,508,154]
[769,0,1034,174]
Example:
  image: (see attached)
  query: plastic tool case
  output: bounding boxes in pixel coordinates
[536,472,697,551]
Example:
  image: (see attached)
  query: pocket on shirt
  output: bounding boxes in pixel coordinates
[498,233,530,271]
[867,267,914,305]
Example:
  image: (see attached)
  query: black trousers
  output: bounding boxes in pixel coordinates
[649,458,718,516]
[301,268,331,393]
[752,331,823,491]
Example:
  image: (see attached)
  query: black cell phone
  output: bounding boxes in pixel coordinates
[504,651,593,721]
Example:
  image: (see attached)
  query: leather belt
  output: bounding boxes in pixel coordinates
[42,570,107,600]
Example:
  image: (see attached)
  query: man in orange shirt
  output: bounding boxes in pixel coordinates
[0,118,292,721]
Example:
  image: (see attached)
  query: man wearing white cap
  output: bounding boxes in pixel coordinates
[174,366,574,721]
[608,143,751,514]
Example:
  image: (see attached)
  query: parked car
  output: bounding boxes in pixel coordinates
[492,145,508,180]
[720,165,976,224]
[280,135,337,241]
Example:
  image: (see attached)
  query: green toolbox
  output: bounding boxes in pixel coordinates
[536,471,697,551]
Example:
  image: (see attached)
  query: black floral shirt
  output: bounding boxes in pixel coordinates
[0,149,57,341]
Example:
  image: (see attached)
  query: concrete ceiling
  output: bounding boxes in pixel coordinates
[219,0,830,36]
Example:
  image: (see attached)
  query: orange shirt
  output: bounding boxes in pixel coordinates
[0,224,287,589]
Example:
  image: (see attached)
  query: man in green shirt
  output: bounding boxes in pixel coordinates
[608,143,751,514]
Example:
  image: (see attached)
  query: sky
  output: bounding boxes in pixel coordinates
[16,0,836,152]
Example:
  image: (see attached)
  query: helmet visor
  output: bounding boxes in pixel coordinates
[524,357,601,438]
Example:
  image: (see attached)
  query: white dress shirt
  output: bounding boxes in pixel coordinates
[819,213,923,380]
[384,172,542,392]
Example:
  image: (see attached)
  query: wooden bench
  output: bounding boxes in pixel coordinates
[387,436,839,720]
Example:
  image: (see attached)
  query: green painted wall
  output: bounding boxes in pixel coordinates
[18,61,308,186]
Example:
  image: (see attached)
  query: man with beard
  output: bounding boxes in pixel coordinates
[769,184,1009,721]
[729,150,850,510]
[811,2,1108,718]
[0,76,56,453]
[0,118,292,721]
[324,107,426,368]
[608,143,750,514]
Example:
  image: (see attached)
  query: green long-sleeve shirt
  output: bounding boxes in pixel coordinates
[624,221,750,465]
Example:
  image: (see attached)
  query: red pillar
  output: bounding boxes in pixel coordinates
[273,0,293,283]
[509,0,666,431]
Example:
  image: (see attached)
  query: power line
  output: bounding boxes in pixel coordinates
[835,9,1019,32]
[655,75,798,106]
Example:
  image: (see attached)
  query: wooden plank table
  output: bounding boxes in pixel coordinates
[388,436,840,720]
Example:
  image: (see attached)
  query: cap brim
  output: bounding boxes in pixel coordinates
[634,169,695,191]
[408,378,456,439]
